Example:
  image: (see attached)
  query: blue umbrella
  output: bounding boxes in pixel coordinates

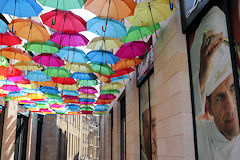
[66,104,80,112]
[87,17,127,38]
[23,104,36,109]
[0,79,16,85]
[79,98,95,102]
[39,86,59,94]
[94,105,109,112]
[8,91,27,97]
[21,88,41,94]
[25,71,52,82]
[71,72,97,80]
[56,47,89,63]
[87,50,119,64]
[61,90,79,96]
[34,101,47,104]
[0,19,8,33]
[0,0,43,17]
[110,75,129,82]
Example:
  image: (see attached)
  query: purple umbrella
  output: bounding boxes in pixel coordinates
[79,101,94,105]
[33,53,64,67]
[62,95,79,100]
[0,85,22,92]
[50,31,89,47]
[78,86,98,94]
[98,94,116,100]
[115,41,150,58]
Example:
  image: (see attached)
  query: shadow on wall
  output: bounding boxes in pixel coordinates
[73,152,79,160]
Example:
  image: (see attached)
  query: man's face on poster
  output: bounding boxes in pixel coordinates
[208,74,239,140]
[142,106,157,160]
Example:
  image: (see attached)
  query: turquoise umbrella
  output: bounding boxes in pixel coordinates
[24,71,52,82]
[56,47,89,63]
[0,19,8,33]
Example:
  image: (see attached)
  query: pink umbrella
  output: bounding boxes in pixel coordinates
[0,85,22,92]
[79,101,94,105]
[19,100,34,104]
[98,94,116,100]
[40,9,86,33]
[7,75,30,84]
[50,104,65,108]
[62,95,79,100]
[50,31,89,47]
[33,53,64,67]
[78,86,98,94]
[115,41,150,58]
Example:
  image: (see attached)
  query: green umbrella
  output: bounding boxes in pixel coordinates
[24,41,59,53]
[37,0,86,11]
[44,93,61,99]
[100,89,120,94]
[77,80,99,86]
[0,56,9,67]
[44,67,71,78]
[121,23,160,43]
[36,104,49,109]
[89,62,114,76]
[80,106,94,111]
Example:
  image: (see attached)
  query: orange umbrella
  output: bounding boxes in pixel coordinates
[0,47,32,61]
[8,19,50,42]
[63,99,79,104]
[95,73,110,83]
[112,58,142,70]
[95,99,113,104]
[84,0,136,20]
[34,81,57,87]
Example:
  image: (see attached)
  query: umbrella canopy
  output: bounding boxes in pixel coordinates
[0,47,32,62]
[3,65,23,77]
[89,63,114,76]
[0,32,22,45]
[102,82,124,90]
[79,98,95,102]
[80,106,94,111]
[87,50,119,64]
[62,95,79,100]
[40,86,59,94]
[24,41,59,53]
[52,77,76,85]
[37,0,85,11]
[0,0,43,17]
[25,71,51,82]
[64,63,93,73]
[50,31,89,46]
[95,73,110,83]
[56,47,89,63]
[110,68,135,78]
[0,85,22,92]
[41,9,86,33]
[33,53,64,67]
[72,72,97,80]
[7,75,30,84]
[14,61,43,71]
[100,89,120,94]
[110,75,129,82]
[115,41,150,58]
[44,93,61,99]
[112,58,142,70]
[8,19,50,42]
[121,23,161,43]
[87,37,124,50]
[87,17,127,38]
[84,0,136,20]
[98,94,116,100]
[127,0,176,26]
[79,93,96,99]
[0,56,9,67]
[44,67,71,78]
[77,80,99,86]
[57,83,79,91]
[0,19,8,33]
[78,86,98,94]
[61,90,79,96]
[94,104,109,111]
[34,80,57,87]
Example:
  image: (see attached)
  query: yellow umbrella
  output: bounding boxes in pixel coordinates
[0,76,5,81]
[102,82,125,90]
[79,93,96,99]
[26,93,46,100]
[13,96,29,101]
[64,63,94,73]
[58,84,79,91]
[14,61,43,71]
[34,81,57,87]
[27,108,39,111]
[19,82,38,89]
[87,37,124,50]
[127,0,176,27]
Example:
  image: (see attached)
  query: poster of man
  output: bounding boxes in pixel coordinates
[189,3,240,160]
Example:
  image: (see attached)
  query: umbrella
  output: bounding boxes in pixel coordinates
[21,88,41,94]
[66,104,80,111]
[63,98,79,104]
[71,72,97,80]
[79,101,94,105]
[95,73,110,83]
[110,68,135,78]
[52,77,76,85]
[27,93,46,100]
[79,93,96,99]
[7,75,30,84]
[79,98,95,102]
[0,32,22,45]
[33,53,64,67]
[37,0,85,11]
[8,91,26,97]
[0,56,9,67]
[110,75,129,82]
[102,82,124,90]
[23,41,59,53]
[100,89,120,94]
[78,86,98,94]
[94,111,108,115]
[127,0,176,27]
[34,80,57,87]
[57,83,79,91]
[80,106,94,111]
[40,86,59,94]
[98,94,116,100]
[0,47,32,62]
[14,61,43,71]
[44,93,61,99]
[19,82,38,89]
[56,47,89,63]
[95,99,113,105]
[44,67,71,78]
[64,63,93,73]
[112,58,142,70]
[0,0,43,17]
[8,19,50,42]
[84,0,136,20]
[121,23,161,43]
[0,85,22,92]
[40,9,86,33]
[61,90,79,96]
[94,104,109,111]
[25,71,52,82]
[89,63,114,76]
[87,37,124,50]
[87,50,119,64]
[115,41,150,58]
[0,79,16,86]
[62,95,79,100]
[0,19,8,33]
[50,31,89,46]
[87,17,127,38]
[3,65,23,77]
[77,80,99,86]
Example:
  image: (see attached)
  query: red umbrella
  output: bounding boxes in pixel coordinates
[33,53,64,67]
[110,68,134,78]
[78,86,98,94]
[0,32,22,45]
[62,95,79,100]
[40,9,87,33]
[115,41,150,58]
[52,77,76,85]
[3,65,23,77]
[98,94,116,100]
